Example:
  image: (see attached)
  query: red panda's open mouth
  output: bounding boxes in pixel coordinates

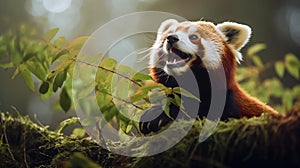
[166,47,192,67]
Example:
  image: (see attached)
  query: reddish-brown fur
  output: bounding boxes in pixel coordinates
[140,20,280,134]
[152,21,280,118]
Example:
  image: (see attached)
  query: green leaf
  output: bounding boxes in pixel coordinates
[118,113,130,133]
[125,121,133,134]
[251,55,263,68]
[26,60,48,80]
[19,64,35,91]
[48,59,73,79]
[292,85,300,98]
[76,83,95,99]
[44,27,59,41]
[173,94,182,108]
[39,81,50,94]
[0,62,14,69]
[54,36,67,47]
[173,87,201,102]
[67,36,89,50]
[140,83,166,93]
[247,43,266,56]
[285,53,299,79]
[113,78,130,100]
[52,49,69,63]
[99,57,117,71]
[275,61,285,78]
[60,86,71,112]
[163,98,173,120]
[53,82,59,92]
[12,67,19,79]
[102,105,117,122]
[132,72,152,81]
[22,52,36,62]
[0,45,7,59]
[263,78,283,97]
[148,88,167,105]
[54,69,67,88]
[130,90,148,103]
[116,64,136,76]
[12,51,22,66]
[282,90,293,110]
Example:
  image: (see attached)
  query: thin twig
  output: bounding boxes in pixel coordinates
[72,58,142,87]
[23,129,29,168]
[96,88,144,110]
[0,114,17,162]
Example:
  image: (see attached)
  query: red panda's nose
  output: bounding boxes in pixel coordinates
[167,34,179,45]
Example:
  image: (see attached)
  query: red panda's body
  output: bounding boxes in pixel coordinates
[140,19,279,134]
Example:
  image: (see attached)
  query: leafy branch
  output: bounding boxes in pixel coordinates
[1,26,299,134]
[240,43,300,112]
[0,25,196,134]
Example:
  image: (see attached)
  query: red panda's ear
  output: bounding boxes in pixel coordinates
[158,19,179,34]
[216,22,252,51]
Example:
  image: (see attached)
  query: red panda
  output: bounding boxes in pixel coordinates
[139,19,280,134]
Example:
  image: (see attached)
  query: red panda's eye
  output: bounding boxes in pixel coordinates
[189,34,198,40]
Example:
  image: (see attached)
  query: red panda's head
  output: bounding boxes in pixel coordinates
[149,19,252,77]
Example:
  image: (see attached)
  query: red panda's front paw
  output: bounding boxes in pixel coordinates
[139,105,180,135]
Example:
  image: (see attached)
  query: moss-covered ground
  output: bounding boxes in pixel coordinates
[1,106,299,168]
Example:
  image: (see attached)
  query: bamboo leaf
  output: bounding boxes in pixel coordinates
[45,27,59,41]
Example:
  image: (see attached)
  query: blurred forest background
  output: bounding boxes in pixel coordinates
[0,0,299,130]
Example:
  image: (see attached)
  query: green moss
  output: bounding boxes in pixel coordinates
[1,107,300,167]
[0,113,131,167]
[134,108,300,168]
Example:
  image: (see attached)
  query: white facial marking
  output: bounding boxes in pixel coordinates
[200,39,222,69]
[174,31,198,54]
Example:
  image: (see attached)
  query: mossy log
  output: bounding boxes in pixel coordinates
[1,107,299,168]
